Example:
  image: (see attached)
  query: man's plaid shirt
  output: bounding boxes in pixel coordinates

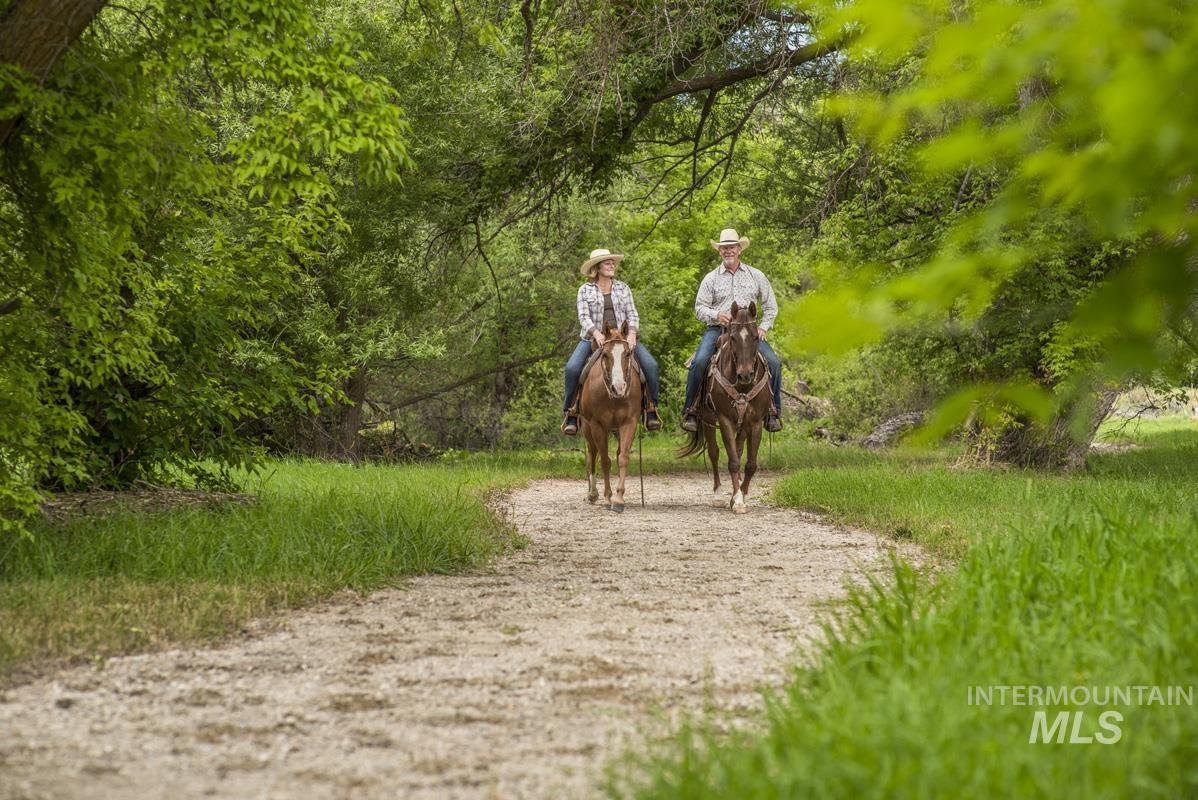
[694,262,778,331]
[576,279,640,340]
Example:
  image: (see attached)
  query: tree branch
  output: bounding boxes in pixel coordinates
[758,10,812,25]
[0,0,110,148]
[650,39,840,104]
[388,349,564,411]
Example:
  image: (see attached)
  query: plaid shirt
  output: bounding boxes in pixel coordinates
[694,262,778,331]
[576,279,640,340]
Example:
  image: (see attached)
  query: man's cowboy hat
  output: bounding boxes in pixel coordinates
[580,248,625,276]
[710,228,750,251]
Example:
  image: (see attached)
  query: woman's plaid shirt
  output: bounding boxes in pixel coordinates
[576,280,640,340]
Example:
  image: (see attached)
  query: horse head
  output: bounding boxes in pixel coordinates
[600,320,634,398]
[727,301,759,386]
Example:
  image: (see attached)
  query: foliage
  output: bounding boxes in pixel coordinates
[0,1,408,529]
[786,0,1198,424]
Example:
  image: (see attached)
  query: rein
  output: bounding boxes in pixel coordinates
[707,341,770,427]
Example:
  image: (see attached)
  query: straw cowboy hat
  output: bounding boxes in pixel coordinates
[580,248,625,276]
[710,228,750,251]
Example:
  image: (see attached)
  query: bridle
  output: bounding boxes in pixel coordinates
[707,322,770,426]
[600,337,634,399]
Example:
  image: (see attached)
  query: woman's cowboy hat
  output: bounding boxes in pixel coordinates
[580,248,625,276]
[710,228,750,251]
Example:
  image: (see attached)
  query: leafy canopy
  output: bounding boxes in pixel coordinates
[787,0,1198,399]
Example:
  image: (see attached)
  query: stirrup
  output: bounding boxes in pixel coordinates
[643,406,662,431]
[561,414,578,436]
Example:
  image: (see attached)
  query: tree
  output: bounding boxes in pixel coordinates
[0,0,407,529]
[779,0,1198,464]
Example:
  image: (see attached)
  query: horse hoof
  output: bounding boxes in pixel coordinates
[732,503,748,514]
[611,503,625,514]
[711,496,727,508]
[587,494,598,504]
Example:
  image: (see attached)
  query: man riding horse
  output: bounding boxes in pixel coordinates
[681,228,783,434]
[562,248,662,435]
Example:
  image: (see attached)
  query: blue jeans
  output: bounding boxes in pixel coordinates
[683,325,782,414]
[563,339,660,412]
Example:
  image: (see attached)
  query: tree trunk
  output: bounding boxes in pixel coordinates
[287,367,369,462]
[488,366,515,447]
[993,385,1121,471]
[329,367,368,463]
[0,0,108,147]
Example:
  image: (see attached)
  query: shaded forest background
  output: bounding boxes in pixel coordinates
[2,0,1195,529]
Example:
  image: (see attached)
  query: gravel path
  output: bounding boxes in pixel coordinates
[0,474,897,799]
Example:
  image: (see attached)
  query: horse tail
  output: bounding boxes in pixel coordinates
[676,424,705,459]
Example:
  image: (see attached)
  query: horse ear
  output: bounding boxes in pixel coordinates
[749,301,757,319]
[620,320,629,338]
[731,301,740,317]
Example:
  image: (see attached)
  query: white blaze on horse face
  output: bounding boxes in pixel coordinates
[609,342,627,395]
[739,327,750,342]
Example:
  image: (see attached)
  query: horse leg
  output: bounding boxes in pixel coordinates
[584,425,599,503]
[741,424,763,507]
[600,432,613,509]
[717,421,745,513]
[733,428,750,511]
[706,424,725,508]
[611,421,635,513]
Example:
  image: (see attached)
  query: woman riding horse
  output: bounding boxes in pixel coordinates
[562,248,661,435]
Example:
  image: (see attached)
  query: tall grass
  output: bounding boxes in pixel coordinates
[0,461,524,675]
[610,418,1198,798]
[771,419,1198,556]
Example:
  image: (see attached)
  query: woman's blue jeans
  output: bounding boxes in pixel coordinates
[563,339,660,412]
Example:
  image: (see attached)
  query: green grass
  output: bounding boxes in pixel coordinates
[0,429,812,678]
[0,460,528,677]
[770,425,1198,556]
[609,417,1198,799]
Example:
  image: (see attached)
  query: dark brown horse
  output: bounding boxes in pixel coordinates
[578,321,643,512]
[679,301,771,513]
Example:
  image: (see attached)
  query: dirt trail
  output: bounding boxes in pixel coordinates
[0,474,897,800]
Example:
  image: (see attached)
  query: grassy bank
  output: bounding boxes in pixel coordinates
[771,418,1198,556]
[611,418,1198,798]
[0,431,813,678]
[0,460,526,677]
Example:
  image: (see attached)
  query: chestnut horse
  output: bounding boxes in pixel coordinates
[578,321,643,513]
[678,301,771,513]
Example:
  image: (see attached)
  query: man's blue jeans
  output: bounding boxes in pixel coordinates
[563,339,660,412]
[683,325,782,414]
